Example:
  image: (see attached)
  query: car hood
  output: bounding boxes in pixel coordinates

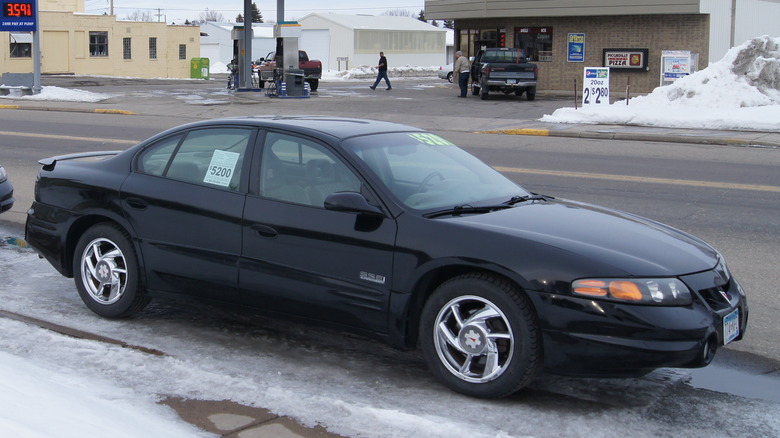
[452,199,718,277]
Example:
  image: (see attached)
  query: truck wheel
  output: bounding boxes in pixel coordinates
[526,87,536,101]
[307,79,319,91]
[471,84,479,96]
[258,80,265,89]
[480,84,489,100]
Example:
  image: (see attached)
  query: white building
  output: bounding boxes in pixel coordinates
[199,22,277,67]
[298,14,448,71]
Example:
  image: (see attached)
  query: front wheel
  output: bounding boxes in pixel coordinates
[420,273,541,398]
[446,72,453,83]
[73,223,149,318]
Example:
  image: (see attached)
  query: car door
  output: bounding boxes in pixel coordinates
[240,130,397,333]
[120,126,255,302]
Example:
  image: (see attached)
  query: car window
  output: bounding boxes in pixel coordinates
[137,128,251,191]
[343,132,527,211]
[259,132,360,207]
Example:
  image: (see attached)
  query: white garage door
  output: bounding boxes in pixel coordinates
[301,30,331,71]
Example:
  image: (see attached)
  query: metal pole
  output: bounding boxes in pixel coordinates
[729,0,737,48]
[32,0,41,94]
[241,0,253,89]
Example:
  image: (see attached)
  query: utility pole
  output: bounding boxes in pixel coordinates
[110,0,114,16]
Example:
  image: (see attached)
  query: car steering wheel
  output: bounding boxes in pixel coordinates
[417,171,445,193]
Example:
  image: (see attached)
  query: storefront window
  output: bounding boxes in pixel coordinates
[515,27,553,62]
[458,28,506,58]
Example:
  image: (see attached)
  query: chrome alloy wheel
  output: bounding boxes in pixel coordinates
[433,295,514,383]
[80,237,128,305]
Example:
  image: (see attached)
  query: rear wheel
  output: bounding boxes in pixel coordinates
[446,72,453,83]
[307,79,319,91]
[480,81,489,100]
[471,84,479,96]
[73,223,149,318]
[420,273,541,398]
[526,87,536,101]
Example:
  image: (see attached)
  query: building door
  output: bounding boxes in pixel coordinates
[42,31,70,73]
[301,29,330,70]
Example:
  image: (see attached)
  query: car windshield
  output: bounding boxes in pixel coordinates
[342,132,529,212]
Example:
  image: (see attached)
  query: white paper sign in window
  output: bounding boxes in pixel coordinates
[204,150,240,187]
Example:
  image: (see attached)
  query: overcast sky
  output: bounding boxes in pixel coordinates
[84,0,427,23]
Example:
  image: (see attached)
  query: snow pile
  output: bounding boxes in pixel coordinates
[542,36,780,131]
[631,35,780,108]
[324,65,439,80]
[0,86,110,102]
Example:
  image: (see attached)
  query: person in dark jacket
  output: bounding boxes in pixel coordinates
[369,51,392,90]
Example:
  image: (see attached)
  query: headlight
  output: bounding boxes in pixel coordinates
[572,278,692,305]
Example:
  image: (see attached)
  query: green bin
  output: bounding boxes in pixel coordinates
[190,58,210,79]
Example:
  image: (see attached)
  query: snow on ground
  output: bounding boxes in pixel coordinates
[542,36,780,132]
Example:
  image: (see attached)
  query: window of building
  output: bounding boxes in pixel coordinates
[89,31,109,57]
[458,28,506,59]
[179,44,186,60]
[515,27,553,62]
[123,38,132,60]
[149,37,157,59]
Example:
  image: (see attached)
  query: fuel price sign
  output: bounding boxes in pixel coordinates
[1,1,36,31]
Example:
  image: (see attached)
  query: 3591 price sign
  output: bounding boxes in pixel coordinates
[582,67,610,106]
[1,1,36,31]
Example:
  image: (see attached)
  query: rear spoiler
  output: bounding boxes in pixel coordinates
[39,151,122,171]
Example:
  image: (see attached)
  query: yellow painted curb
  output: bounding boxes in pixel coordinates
[0,104,21,109]
[476,128,550,136]
[94,109,137,115]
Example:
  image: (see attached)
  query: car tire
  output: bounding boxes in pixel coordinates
[419,273,541,398]
[73,223,149,318]
[258,80,265,89]
[471,84,479,96]
[308,79,319,91]
[526,87,536,101]
[447,72,453,83]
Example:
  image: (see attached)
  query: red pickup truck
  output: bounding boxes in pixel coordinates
[255,50,322,91]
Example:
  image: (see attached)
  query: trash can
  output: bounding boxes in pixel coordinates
[284,68,305,96]
[190,58,210,80]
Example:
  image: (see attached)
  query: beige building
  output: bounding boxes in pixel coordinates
[426,0,780,93]
[2,0,200,78]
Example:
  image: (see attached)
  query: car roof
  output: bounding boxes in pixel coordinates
[171,116,424,140]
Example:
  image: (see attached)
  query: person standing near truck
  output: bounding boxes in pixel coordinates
[370,52,392,90]
[454,51,471,98]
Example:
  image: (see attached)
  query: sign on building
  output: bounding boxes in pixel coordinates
[660,50,691,85]
[1,0,36,32]
[582,67,610,106]
[567,33,585,62]
[602,48,648,71]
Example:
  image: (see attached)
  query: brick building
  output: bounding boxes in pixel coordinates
[425,0,780,93]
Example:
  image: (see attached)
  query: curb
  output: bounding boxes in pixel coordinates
[475,128,780,148]
[0,104,137,115]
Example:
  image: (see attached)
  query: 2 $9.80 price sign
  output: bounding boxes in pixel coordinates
[582,67,610,106]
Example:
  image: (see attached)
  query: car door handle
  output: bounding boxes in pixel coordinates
[251,224,278,238]
[125,197,148,210]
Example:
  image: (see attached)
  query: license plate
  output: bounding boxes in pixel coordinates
[723,309,740,344]
[506,79,516,84]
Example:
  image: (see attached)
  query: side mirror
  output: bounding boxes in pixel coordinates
[324,192,384,216]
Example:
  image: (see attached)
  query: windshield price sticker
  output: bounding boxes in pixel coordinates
[204,150,240,187]
[582,67,610,106]
[724,308,739,344]
[409,133,454,146]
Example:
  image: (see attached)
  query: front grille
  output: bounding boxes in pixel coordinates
[697,283,734,311]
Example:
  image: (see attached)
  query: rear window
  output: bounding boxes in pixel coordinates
[482,50,525,63]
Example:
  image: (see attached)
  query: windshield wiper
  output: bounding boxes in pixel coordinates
[423,204,512,219]
[503,193,554,205]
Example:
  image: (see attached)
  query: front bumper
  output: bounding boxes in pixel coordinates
[527,270,748,377]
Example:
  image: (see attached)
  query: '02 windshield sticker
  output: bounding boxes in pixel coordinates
[203,150,240,187]
[408,133,454,146]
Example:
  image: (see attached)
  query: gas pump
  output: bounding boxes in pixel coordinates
[273,22,308,97]
[230,25,253,90]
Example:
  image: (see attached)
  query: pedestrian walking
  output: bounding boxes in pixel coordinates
[370,51,392,90]
[454,51,471,97]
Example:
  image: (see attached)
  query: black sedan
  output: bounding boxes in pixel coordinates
[0,164,14,214]
[25,116,748,398]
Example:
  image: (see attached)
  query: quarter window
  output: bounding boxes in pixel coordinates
[89,31,109,57]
